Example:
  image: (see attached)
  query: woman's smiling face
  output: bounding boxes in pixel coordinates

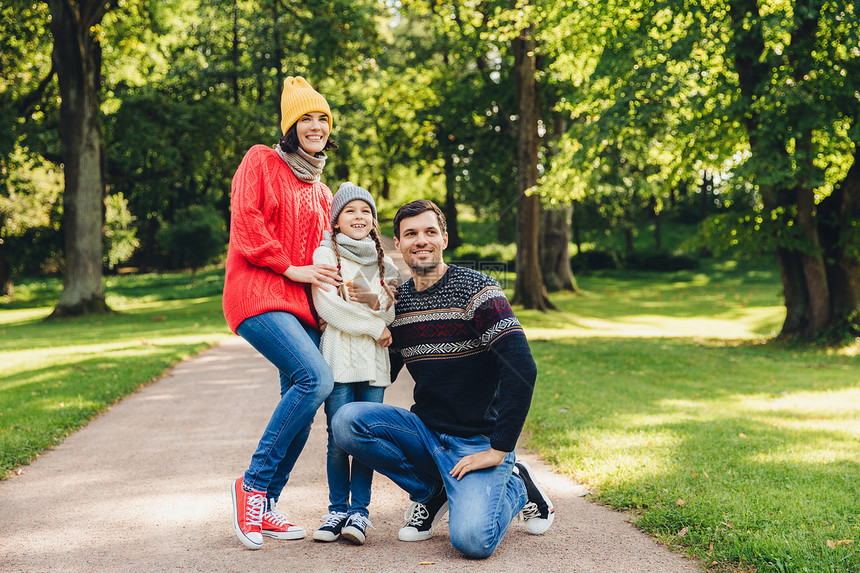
[295,112,330,154]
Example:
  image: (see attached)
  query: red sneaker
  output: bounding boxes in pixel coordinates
[262,499,306,540]
[231,477,265,549]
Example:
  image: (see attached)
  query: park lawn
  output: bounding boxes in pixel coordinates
[516,263,860,573]
[0,269,232,475]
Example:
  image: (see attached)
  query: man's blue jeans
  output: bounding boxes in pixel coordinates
[332,402,528,558]
[324,382,385,517]
[237,311,334,504]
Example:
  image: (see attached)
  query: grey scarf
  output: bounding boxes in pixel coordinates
[276,145,327,183]
[320,231,378,266]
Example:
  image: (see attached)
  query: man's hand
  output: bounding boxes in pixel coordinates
[347,281,381,310]
[449,448,507,480]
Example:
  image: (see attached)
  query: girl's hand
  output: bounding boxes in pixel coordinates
[347,282,381,310]
[285,264,341,290]
[376,327,392,347]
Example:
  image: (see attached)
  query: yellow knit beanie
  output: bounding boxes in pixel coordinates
[280,76,333,135]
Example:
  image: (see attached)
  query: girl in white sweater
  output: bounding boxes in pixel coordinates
[311,182,399,546]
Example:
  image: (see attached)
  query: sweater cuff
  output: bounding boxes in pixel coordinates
[490,432,518,453]
[271,253,291,276]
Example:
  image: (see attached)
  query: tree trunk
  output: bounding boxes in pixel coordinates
[512,23,553,310]
[819,148,860,335]
[623,228,635,258]
[571,200,582,253]
[650,196,662,250]
[540,204,577,292]
[47,0,111,317]
[232,0,240,107]
[443,153,462,250]
[0,239,12,298]
[271,0,282,118]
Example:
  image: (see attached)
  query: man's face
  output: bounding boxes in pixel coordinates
[394,211,448,275]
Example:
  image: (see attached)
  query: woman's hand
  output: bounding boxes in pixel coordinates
[376,327,392,347]
[284,264,341,290]
[449,448,507,480]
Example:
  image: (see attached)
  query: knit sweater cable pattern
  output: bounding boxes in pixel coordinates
[312,244,400,386]
[389,266,537,452]
[223,145,332,333]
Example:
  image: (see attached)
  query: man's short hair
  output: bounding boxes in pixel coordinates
[393,200,447,238]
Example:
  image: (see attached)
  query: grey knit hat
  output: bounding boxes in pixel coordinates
[330,181,377,228]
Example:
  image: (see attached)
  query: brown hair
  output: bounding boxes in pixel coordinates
[392,199,447,239]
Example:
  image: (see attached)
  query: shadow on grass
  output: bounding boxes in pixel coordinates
[526,336,859,572]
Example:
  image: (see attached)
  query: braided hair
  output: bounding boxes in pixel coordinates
[330,222,398,311]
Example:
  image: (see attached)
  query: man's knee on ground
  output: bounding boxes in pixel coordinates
[449,522,497,560]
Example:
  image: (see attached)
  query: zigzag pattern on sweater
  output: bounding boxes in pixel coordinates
[392,266,523,363]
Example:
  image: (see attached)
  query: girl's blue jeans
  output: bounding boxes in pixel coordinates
[332,402,527,559]
[236,311,333,505]
[323,382,385,517]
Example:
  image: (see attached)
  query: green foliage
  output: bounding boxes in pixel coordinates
[570,249,622,272]
[156,205,227,273]
[447,242,517,266]
[625,251,700,272]
[103,193,139,270]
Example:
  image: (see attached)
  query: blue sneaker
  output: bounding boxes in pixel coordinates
[313,511,348,542]
[341,513,373,545]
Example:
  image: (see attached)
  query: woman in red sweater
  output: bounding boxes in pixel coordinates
[224,76,341,550]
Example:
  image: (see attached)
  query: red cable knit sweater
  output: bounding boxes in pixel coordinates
[222,145,333,333]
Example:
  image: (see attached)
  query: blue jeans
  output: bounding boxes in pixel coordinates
[324,382,385,516]
[236,311,334,504]
[332,402,528,559]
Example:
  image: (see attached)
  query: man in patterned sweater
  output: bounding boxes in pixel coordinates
[333,200,554,559]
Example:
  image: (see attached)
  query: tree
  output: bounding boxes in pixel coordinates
[512,19,554,310]
[537,0,860,339]
[47,0,115,316]
[723,0,860,338]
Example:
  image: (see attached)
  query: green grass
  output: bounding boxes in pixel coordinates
[0,268,232,475]
[517,263,860,573]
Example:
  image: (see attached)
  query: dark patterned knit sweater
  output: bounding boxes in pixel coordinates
[389,265,537,452]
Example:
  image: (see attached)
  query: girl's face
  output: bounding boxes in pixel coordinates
[295,112,330,154]
[335,199,374,241]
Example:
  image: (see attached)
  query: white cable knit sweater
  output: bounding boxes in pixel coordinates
[312,245,400,386]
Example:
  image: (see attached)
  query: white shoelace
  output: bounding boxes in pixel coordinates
[265,509,295,528]
[520,501,540,520]
[347,514,373,530]
[405,502,430,526]
[320,512,348,527]
[246,493,266,526]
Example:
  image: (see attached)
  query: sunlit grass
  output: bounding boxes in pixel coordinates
[517,266,859,572]
[0,269,232,475]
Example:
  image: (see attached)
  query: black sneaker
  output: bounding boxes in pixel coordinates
[341,513,373,545]
[398,488,449,541]
[312,511,348,542]
[514,461,555,534]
